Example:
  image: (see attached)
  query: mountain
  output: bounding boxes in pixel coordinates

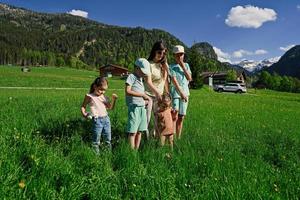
[227,63,252,76]
[237,60,260,73]
[0,3,186,68]
[236,57,280,74]
[190,42,218,60]
[267,45,300,79]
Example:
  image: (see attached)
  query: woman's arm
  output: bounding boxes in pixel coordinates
[162,62,170,94]
[81,95,91,118]
[144,76,162,100]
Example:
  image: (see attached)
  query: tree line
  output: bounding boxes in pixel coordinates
[254,71,300,93]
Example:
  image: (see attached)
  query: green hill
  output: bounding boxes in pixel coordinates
[268,45,300,79]
[0,3,185,69]
[0,3,231,76]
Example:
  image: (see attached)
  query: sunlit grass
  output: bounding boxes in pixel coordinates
[0,66,299,199]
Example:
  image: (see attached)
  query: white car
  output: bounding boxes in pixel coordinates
[214,83,247,93]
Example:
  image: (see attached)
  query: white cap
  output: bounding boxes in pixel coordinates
[134,58,151,75]
[173,45,185,54]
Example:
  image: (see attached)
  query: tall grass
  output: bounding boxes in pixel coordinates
[0,66,299,199]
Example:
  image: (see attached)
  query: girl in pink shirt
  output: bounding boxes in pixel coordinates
[81,77,117,153]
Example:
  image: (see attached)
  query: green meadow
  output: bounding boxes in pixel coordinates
[0,66,299,199]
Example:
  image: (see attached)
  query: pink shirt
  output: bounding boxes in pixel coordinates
[87,93,109,117]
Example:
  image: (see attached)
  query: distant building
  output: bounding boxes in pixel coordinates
[201,72,228,85]
[236,71,247,83]
[201,71,246,85]
[99,64,129,77]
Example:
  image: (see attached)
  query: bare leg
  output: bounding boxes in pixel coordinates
[172,110,178,138]
[169,135,174,150]
[135,132,142,149]
[128,133,136,149]
[176,115,185,139]
[153,113,160,138]
[160,135,166,146]
[146,98,153,139]
[152,98,159,138]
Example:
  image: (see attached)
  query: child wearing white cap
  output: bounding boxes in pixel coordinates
[125,58,151,149]
[169,45,192,139]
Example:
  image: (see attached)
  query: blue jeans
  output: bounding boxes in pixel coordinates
[92,115,111,153]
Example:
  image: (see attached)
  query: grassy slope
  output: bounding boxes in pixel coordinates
[0,66,299,199]
[0,66,124,89]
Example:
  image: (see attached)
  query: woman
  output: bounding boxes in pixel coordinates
[145,41,169,138]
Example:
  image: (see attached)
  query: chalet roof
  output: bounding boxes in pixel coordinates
[201,71,227,77]
[99,64,128,71]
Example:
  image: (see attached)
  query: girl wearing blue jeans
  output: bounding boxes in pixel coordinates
[81,77,118,153]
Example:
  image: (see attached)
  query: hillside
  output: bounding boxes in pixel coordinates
[267,45,300,78]
[0,3,185,68]
[190,42,218,60]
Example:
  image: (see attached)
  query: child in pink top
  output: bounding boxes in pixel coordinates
[81,77,117,153]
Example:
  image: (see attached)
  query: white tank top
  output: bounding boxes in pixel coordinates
[87,93,108,117]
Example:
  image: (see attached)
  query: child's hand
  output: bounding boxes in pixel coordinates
[85,112,93,119]
[112,93,118,100]
[145,99,149,106]
[178,60,185,68]
[143,94,151,101]
[180,93,188,102]
[156,93,162,101]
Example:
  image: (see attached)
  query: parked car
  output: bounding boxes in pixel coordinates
[214,83,247,93]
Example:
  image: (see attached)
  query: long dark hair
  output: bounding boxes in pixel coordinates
[148,40,167,62]
[89,77,107,93]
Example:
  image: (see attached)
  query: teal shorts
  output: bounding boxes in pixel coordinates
[127,105,147,133]
[172,97,189,116]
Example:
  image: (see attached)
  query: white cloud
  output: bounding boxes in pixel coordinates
[279,44,296,51]
[67,9,88,18]
[225,5,277,28]
[213,47,231,63]
[214,46,269,63]
[232,49,268,58]
[255,49,268,55]
[297,5,300,10]
[233,49,252,58]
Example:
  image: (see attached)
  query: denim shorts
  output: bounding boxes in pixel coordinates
[92,115,111,148]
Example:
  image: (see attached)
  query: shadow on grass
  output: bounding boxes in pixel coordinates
[35,115,127,150]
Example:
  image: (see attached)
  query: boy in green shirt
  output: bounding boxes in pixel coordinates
[125,58,151,149]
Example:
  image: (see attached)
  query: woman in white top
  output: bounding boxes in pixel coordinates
[145,41,170,138]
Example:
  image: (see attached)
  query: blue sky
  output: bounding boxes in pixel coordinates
[1,0,300,63]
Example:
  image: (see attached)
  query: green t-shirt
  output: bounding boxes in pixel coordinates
[169,63,192,98]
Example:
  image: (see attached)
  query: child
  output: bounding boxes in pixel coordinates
[81,77,118,153]
[156,93,174,148]
[169,45,192,139]
[125,58,151,150]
